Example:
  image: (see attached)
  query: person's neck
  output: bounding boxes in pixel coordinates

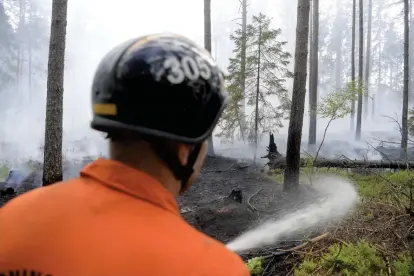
[111,154,181,197]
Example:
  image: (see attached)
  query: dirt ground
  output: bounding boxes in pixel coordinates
[179,155,319,242]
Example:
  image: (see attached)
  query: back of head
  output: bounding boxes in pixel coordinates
[90,33,228,193]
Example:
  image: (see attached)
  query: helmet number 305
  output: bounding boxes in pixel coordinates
[163,55,212,84]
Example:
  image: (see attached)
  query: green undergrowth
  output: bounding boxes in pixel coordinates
[294,240,414,276]
[267,167,414,275]
[245,256,264,275]
[271,167,414,211]
[0,165,9,181]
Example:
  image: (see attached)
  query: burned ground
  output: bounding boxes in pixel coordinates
[178,155,320,244]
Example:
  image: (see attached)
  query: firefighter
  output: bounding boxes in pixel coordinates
[0,33,250,276]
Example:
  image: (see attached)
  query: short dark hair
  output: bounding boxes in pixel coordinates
[107,131,182,155]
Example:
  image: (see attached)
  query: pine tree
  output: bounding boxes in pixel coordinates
[42,0,68,186]
[217,13,292,152]
[283,0,311,191]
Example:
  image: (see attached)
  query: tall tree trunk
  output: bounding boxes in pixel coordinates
[239,0,247,141]
[410,0,414,100]
[401,0,410,159]
[28,3,32,103]
[308,0,318,150]
[42,0,68,186]
[334,0,343,91]
[350,0,356,130]
[284,0,311,191]
[254,24,262,162]
[374,1,383,118]
[335,33,342,91]
[16,0,26,97]
[375,38,381,118]
[204,0,215,156]
[355,0,364,141]
[308,0,313,97]
[364,0,372,120]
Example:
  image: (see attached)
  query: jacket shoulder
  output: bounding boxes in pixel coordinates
[0,178,79,216]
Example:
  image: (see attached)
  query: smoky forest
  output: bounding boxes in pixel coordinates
[1,0,414,275]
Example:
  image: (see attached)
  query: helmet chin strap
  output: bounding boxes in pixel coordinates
[148,141,202,193]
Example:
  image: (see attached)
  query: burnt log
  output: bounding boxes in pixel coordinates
[228,189,243,203]
[262,133,282,163]
[0,187,15,196]
[269,158,414,170]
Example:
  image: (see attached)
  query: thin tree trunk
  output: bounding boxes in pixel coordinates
[16,0,25,97]
[308,0,313,107]
[364,0,372,120]
[374,1,383,118]
[42,0,68,186]
[28,4,32,103]
[19,0,25,81]
[239,0,247,141]
[284,0,311,191]
[334,0,343,91]
[350,0,356,130]
[308,0,318,150]
[203,0,215,156]
[355,0,364,141]
[401,0,410,159]
[335,34,342,91]
[375,39,381,118]
[254,24,262,162]
[410,0,414,100]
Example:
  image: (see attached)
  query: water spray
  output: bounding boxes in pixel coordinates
[226,175,358,253]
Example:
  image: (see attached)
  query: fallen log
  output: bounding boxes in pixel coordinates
[269,158,414,169]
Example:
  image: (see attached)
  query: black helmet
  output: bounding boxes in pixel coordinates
[90,33,228,191]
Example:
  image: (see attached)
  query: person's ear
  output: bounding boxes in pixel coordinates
[177,143,192,165]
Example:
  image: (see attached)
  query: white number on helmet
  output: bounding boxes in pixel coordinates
[163,56,185,84]
[196,56,211,80]
[163,55,212,84]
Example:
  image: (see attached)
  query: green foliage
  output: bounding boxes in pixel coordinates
[245,256,264,275]
[295,259,318,276]
[351,171,414,212]
[318,82,359,120]
[269,168,284,183]
[296,244,414,276]
[217,13,292,143]
[302,158,315,173]
[0,165,9,181]
[393,254,414,276]
[295,241,387,276]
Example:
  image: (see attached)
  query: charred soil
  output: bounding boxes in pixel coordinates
[179,155,319,243]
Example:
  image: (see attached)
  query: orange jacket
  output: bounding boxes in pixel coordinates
[0,158,250,276]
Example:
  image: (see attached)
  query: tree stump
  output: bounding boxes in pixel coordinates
[262,132,283,168]
[228,189,243,203]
